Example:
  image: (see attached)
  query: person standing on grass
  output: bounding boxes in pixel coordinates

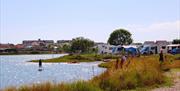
[159,50,164,64]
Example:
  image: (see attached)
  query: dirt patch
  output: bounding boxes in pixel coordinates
[152,69,180,91]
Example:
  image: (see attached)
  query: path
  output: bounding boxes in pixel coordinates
[152,69,180,91]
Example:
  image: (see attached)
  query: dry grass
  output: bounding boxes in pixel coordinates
[2,54,180,91]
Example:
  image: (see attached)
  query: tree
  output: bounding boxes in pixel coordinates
[71,37,94,53]
[62,44,71,53]
[172,39,180,44]
[108,29,133,46]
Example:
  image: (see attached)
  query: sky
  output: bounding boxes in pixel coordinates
[0,0,180,44]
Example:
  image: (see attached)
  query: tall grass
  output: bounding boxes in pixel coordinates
[3,54,179,91]
[93,56,166,91]
[3,81,102,91]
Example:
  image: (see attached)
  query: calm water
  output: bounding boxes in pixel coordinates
[0,54,105,89]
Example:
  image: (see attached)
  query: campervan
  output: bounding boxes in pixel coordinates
[140,45,157,54]
[167,44,180,54]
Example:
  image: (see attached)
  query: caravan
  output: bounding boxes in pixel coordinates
[140,45,157,54]
[140,40,169,54]
[167,44,180,54]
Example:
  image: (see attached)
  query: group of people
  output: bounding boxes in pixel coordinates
[115,50,165,69]
[115,54,128,69]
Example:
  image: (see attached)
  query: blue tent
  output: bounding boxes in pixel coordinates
[125,47,138,55]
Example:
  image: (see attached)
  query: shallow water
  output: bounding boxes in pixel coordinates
[0,54,105,89]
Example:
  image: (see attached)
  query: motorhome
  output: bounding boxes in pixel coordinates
[167,44,180,54]
[97,44,139,55]
[140,45,158,54]
[140,40,170,54]
[97,44,122,54]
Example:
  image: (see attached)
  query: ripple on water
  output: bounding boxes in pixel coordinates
[0,54,105,89]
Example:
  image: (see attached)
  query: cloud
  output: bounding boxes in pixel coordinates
[126,20,180,42]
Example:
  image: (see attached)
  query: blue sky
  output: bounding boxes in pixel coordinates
[0,0,180,44]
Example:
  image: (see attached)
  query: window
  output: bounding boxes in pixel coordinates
[151,47,156,50]
[109,47,113,50]
[172,47,176,50]
[117,47,123,51]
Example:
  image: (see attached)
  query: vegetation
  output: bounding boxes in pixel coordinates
[6,54,180,91]
[4,81,102,91]
[60,44,71,53]
[71,37,95,53]
[108,29,133,46]
[31,54,118,63]
[172,39,180,44]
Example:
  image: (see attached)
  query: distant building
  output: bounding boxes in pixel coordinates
[15,44,24,49]
[22,39,54,48]
[144,41,156,45]
[131,43,143,48]
[0,43,16,53]
[0,43,15,49]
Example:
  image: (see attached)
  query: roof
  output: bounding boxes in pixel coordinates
[0,44,15,49]
[156,40,168,45]
[167,44,180,47]
[144,41,155,45]
[123,45,138,48]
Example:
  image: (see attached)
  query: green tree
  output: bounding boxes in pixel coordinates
[62,44,71,53]
[108,29,133,46]
[71,37,94,53]
[172,39,180,44]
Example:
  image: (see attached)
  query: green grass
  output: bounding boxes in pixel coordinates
[31,54,118,63]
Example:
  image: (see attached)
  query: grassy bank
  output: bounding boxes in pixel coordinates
[31,54,118,63]
[3,54,180,91]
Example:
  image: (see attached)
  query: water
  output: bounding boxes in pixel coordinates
[0,54,105,89]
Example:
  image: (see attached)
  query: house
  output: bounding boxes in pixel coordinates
[22,39,54,48]
[15,44,25,49]
[56,40,72,47]
[144,41,156,45]
[0,43,16,53]
[0,43,15,49]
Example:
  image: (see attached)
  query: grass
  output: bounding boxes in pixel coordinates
[31,53,118,63]
[3,54,180,91]
[93,56,165,91]
[3,81,103,91]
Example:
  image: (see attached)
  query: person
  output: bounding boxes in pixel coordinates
[159,50,164,64]
[39,59,42,68]
[120,55,127,69]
